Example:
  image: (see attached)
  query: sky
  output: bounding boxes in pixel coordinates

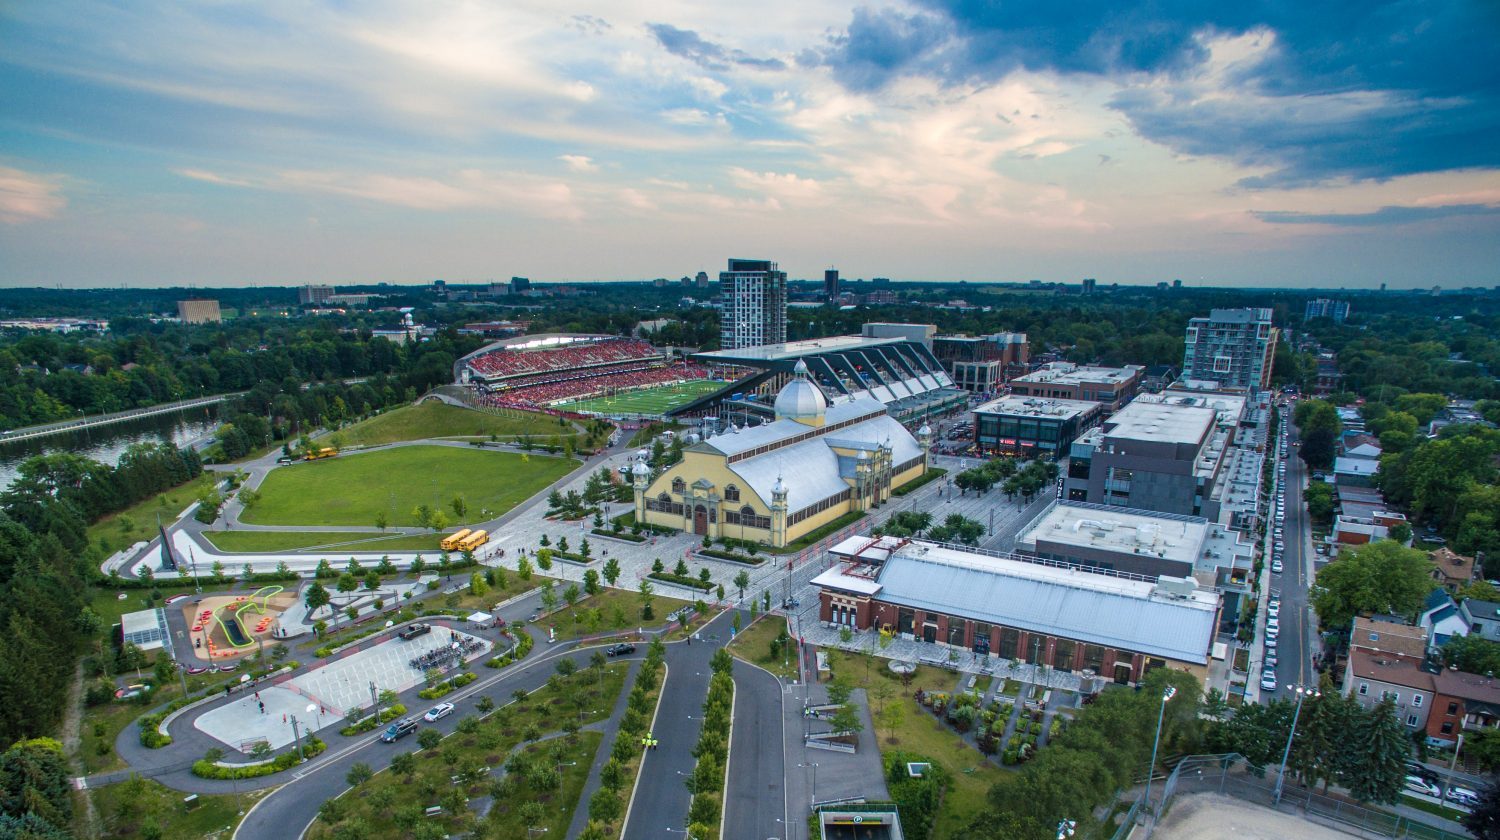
[1,1,1498,289]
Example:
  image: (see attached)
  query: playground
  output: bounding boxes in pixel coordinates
[180,587,295,663]
[553,379,724,417]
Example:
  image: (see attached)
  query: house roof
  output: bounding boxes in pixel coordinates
[1430,548,1477,584]
[1434,669,1500,705]
[1348,649,1435,693]
[1334,457,1379,476]
[1463,599,1500,622]
[1350,617,1428,660]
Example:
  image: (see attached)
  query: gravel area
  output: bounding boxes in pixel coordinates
[1155,793,1357,840]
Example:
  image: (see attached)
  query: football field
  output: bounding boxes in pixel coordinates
[556,379,725,416]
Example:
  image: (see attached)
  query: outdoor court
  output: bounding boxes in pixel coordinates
[554,379,724,416]
[195,685,340,752]
[283,624,490,718]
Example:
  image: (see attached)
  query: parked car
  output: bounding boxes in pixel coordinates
[1404,775,1441,797]
[398,623,432,641]
[1446,786,1479,807]
[1265,655,1278,669]
[1265,636,1278,651]
[1272,560,1284,574]
[1260,674,1278,691]
[605,643,636,657]
[1267,604,1280,618]
[424,702,456,722]
[381,718,420,743]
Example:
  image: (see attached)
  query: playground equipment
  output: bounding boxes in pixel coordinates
[206,586,284,653]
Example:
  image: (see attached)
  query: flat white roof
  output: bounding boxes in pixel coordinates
[1016,502,1209,567]
[695,334,905,362]
[973,394,1099,420]
[1014,362,1141,387]
[1137,391,1248,426]
[1103,401,1216,445]
[811,565,883,595]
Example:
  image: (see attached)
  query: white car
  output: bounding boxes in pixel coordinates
[1272,560,1284,574]
[1261,674,1278,691]
[1274,542,1286,552]
[1267,616,1280,630]
[1267,604,1280,618]
[1265,654,1278,669]
[1405,775,1441,797]
[1447,786,1480,807]
[423,702,456,722]
[1265,634,1278,649]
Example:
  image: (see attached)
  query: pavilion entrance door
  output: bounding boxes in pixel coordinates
[693,506,708,535]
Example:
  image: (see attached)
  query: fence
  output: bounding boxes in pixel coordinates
[1121,753,1468,840]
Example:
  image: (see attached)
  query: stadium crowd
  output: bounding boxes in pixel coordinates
[477,363,711,409]
[464,338,659,381]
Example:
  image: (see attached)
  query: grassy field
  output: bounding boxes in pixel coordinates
[241,446,575,527]
[202,530,448,553]
[825,649,1006,839]
[727,614,799,681]
[534,586,693,641]
[334,401,571,447]
[89,774,270,840]
[87,475,219,557]
[554,379,724,416]
[307,664,627,840]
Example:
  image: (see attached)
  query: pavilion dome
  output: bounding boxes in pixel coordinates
[773,360,827,424]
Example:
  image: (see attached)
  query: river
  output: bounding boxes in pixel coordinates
[0,403,221,491]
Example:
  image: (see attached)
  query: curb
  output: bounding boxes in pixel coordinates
[620,660,668,834]
[719,671,737,839]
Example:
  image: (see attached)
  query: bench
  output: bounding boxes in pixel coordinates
[424,806,443,817]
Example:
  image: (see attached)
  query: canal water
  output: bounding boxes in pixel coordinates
[0,403,221,491]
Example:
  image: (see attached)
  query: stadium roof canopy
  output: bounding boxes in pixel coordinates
[695,335,910,364]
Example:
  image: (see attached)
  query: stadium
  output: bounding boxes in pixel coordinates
[456,334,721,418]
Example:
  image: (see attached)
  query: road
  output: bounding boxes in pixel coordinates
[722,634,787,840]
[1,393,242,442]
[1268,404,1318,697]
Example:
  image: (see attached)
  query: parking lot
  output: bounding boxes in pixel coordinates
[285,623,489,717]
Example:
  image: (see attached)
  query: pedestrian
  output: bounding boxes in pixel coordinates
[258,701,265,714]
[283,713,287,723]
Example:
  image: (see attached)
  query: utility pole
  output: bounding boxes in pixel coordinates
[370,681,380,722]
[1144,685,1178,817]
[290,714,303,761]
[1273,683,1319,804]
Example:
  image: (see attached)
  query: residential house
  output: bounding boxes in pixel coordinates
[1350,617,1428,662]
[1333,510,1409,546]
[1425,670,1500,746]
[1460,599,1500,643]
[1345,649,1435,731]
[1430,548,1478,593]
[1421,590,1469,649]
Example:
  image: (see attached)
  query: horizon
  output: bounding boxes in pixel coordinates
[2,2,1498,288]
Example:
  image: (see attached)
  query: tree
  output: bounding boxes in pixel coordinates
[540,582,558,613]
[345,762,373,786]
[879,700,905,742]
[603,558,621,586]
[416,728,441,750]
[638,580,655,620]
[345,606,358,623]
[468,570,488,598]
[564,583,580,608]
[1463,777,1500,840]
[374,510,389,531]
[429,510,449,532]
[519,801,546,830]
[363,570,380,592]
[336,572,358,599]
[1304,481,1335,523]
[450,494,467,519]
[698,567,711,584]
[1311,539,1435,629]
[516,554,533,580]
[389,751,416,778]
[583,568,601,596]
[733,570,750,600]
[1343,697,1410,804]
[535,548,553,571]
[304,582,331,616]
[1443,634,1500,676]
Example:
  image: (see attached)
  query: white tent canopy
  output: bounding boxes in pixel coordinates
[466,612,493,624]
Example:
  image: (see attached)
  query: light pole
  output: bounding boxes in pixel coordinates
[1273,683,1320,804]
[370,681,379,723]
[800,761,819,804]
[290,714,304,761]
[1144,685,1177,813]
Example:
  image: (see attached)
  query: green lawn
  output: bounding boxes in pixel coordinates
[240,446,576,527]
[727,614,799,681]
[554,379,724,416]
[333,401,572,447]
[308,664,627,840]
[202,530,448,553]
[534,587,693,641]
[89,774,270,840]
[86,475,218,557]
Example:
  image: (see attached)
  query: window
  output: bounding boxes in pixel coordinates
[725,485,740,502]
[1382,691,1400,704]
[671,478,685,495]
[1449,702,1460,715]
[1407,715,1419,727]
[1358,683,1368,696]
[1442,722,1455,734]
[1473,622,1485,634]
[1413,695,1424,708]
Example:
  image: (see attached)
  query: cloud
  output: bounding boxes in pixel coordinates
[0,166,66,223]
[646,23,786,71]
[1253,203,1500,227]
[812,2,1500,186]
[558,155,598,173]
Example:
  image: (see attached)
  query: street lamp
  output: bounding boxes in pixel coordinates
[799,761,819,804]
[1144,685,1177,813]
[1273,683,1320,804]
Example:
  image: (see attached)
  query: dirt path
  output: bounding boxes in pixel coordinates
[62,659,103,837]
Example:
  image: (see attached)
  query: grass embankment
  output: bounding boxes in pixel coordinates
[241,445,575,527]
[89,775,270,840]
[202,530,447,553]
[335,401,570,447]
[87,475,218,557]
[825,649,1007,839]
[726,615,800,681]
[307,663,629,840]
[534,587,693,642]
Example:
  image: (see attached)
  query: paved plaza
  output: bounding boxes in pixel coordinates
[286,625,490,717]
[195,685,339,752]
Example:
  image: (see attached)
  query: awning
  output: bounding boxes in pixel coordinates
[466,612,493,624]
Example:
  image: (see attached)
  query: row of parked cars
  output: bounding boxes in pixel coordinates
[1404,765,1479,807]
[1260,590,1282,692]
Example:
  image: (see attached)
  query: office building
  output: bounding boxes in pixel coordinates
[297,285,334,306]
[932,332,1029,393]
[718,258,788,350]
[814,535,1221,684]
[1305,298,1351,323]
[1013,499,1254,585]
[511,276,531,293]
[824,268,840,300]
[972,395,1103,459]
[1009,362,1143,412]
[1182,308,1277,392]
[860,322,934,348]
[1081,278,1096,294]
[176,299,221,324]
[695,271,709,288]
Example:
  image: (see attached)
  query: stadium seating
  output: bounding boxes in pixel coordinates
[475,363,710,409]
[465,339,660,381]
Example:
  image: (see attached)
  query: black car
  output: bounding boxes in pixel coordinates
[398,623,432,641]
[381,718,419,742]
[605,643,636,657]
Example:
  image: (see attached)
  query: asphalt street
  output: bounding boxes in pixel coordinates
[722,634,788,840]
[1268,408,1318,697]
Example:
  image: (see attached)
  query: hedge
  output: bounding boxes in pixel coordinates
[697,549,764,566]
[647,572,714,592]
[338,704,406,736]
[892,467,947,497]
[485,631,534,668]
[610,511,678,535]
[592,528,646,543]
[549,551,595,565]
[418,671,478,700]
[192,737,327,779]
